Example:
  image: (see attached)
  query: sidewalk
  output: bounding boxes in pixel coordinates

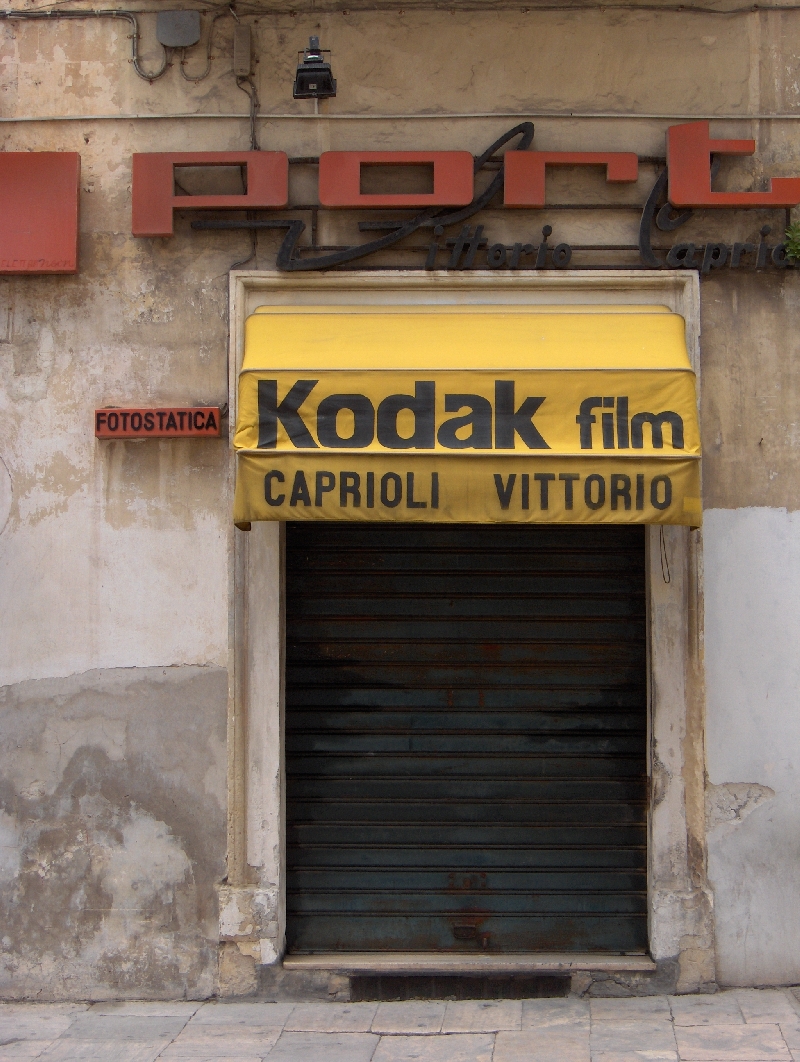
[2,990,800,1062]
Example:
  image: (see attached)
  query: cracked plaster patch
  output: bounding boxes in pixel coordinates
[706,782,775,833]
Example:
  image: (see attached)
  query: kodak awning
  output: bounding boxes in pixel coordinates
[233,305,701,526]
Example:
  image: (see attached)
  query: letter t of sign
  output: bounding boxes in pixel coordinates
[667,122,800,207]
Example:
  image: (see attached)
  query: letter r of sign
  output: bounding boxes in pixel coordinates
[318,151,475,208]
[131,152,289,237]
[667,122,800,207]
[503,151,639,206]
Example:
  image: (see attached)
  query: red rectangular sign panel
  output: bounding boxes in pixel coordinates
[95,408,221,438]
[0,153,80,274]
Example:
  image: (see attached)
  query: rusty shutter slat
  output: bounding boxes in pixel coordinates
[285,523,647,955]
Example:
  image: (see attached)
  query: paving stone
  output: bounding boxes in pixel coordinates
[160,1057,263,1062]
[35,1042,167,1062]
[371,1002,445,1034]
[265,1031,380,1062]
[174,1025,283,1041]
[591,996,672,1021]
[495,1024,590,1062]
[522,998,590,1028]
[190,1004,295,1027]
[160,1057,264,1062]
[670,994,745,1026]
[441,1000,521,1032]
[0,1018,76,1041]
[0,1007,87,1017]
[777,1022,800,1050]
[10,992,800,1062]
[0,1041,56,1061]
[675,1023,791,1061]
[372,1032,495,1062]
[591,1017,678,1061]
[165,1026,282,1055]
[60,1015,188,1041]
[169,1026,276,1051]
[735,992,800,1025]
[591,1052,677,1062]
[283,1003,378,1032]
[89,1002,202,1018]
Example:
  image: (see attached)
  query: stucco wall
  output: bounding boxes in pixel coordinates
[1,1,800,996]
[699,272,800,985]
[0,665,227,999]
[703,508,800,986]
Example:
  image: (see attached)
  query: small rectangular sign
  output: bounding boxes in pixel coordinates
[95,407,221,438]
[0,153,80,274]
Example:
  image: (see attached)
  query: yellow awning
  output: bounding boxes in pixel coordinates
[234,305,700,526]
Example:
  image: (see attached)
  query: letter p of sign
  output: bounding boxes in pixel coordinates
[132,152,289,237]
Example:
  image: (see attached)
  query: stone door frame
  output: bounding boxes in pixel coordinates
[220,270,714,995]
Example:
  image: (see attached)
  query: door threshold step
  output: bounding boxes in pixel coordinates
[282,953,656,975]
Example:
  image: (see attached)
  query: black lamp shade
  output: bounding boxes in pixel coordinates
[293,38,337,99]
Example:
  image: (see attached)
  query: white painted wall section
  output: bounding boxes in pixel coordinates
[704,506,800,986]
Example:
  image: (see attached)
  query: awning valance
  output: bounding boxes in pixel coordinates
[233,305,701,526]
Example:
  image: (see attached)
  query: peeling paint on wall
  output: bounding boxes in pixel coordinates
[706,783,775,834]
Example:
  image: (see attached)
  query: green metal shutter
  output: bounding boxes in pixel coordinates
[285,523,647,954]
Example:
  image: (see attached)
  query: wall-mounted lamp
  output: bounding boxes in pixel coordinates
[293,36,336,100]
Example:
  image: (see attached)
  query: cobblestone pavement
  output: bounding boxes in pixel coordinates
[2,989,800,1061]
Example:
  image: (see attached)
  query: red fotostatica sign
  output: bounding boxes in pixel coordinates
[95,408,221,438]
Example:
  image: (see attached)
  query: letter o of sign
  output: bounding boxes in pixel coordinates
[380,472,403,507]
[487,244,508,268]
[317,394,376,448]
[651,475,672,510]
[316,397,376,450]
[552,243,572,268]
[584,474,606,510]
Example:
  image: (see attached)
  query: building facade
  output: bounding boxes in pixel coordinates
[1,0,799,1000]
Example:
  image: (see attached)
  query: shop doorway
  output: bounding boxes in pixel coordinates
[284,521,647,955]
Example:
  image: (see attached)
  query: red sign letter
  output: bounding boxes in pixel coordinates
[667,122,800,207]
[504,151,639,207]
[318,151,474,208]
[132,152,288,237]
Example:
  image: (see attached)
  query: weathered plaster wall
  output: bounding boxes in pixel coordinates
[0,665,227,999]
[699,272,800,985]
[703,508,800,986]
[1,0,800,996]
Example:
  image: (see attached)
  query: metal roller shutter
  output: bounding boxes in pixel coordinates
[285,523,647,955]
